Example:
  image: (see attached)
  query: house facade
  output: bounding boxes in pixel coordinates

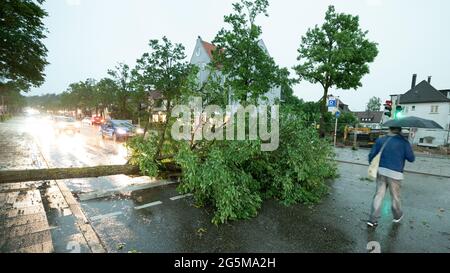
[353,111,388,130]
[391,75,450,146]
[190,36,281,109]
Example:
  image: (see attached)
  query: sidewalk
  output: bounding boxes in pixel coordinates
[334,147,450,177]
[0,119,104,253]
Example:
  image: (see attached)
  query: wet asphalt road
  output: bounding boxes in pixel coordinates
[1,115,450,253]
[81,164,450,253]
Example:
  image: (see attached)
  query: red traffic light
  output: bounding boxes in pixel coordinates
[384,100,393,117]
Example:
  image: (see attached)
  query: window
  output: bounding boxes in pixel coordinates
[431,105,439,113]
[411,106,416,111]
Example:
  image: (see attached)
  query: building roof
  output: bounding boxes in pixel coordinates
[148,90,164,100]
[440,89,450,97]
[353,111,384,123]
[202,41,218,60]
[398,80,450,104]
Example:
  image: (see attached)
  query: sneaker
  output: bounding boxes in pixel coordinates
[367,221,378,228]
[393,214,404,223]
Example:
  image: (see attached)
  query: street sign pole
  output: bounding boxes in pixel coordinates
[333,97,340,147]
[334,117,338,147]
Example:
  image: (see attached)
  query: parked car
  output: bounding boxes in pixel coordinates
[53,116,81,134]
[91,115,105,125]
[100,120,144,141]
[81,117,92,126]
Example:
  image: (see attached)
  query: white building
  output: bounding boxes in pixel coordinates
[189,36,281,109]
[391,74,450,147]
[353,111,389,130]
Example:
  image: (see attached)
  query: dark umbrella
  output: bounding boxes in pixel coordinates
[382,116,443,129]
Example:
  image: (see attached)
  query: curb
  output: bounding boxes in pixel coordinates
[336,159,450,179]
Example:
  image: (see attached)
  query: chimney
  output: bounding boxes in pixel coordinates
[428,76,432,84]
[411,74,417,89]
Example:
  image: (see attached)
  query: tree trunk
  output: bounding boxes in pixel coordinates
[319,87,329,138]
[0,165,140,184]
[143,105,153,138]
[155,99,171,158]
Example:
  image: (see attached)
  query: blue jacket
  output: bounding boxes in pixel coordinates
[368,134,415,173]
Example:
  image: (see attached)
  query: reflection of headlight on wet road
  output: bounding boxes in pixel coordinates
[116,128,127,135]
[136,128,144,134]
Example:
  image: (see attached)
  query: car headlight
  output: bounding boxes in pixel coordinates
[116,128,127,135]
[136,128,144,134]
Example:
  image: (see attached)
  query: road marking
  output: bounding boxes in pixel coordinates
[90,211,123,221]
[170,193,193,201]
[134,201,163,210]
[78,179,178,201]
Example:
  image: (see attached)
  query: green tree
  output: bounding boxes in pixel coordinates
[333,111,358,135]
[95,78,119,116]
[366,96,381,111]
[1,90,25,114]
[212,0,284,104]
[66,79,97,115]
[108,63,135,119]
[0,0,48,92]
[60,91,74,111]
[26,93,61,111]
[133,37,192,156]
[294,5,378,136]
[127,0,338,225]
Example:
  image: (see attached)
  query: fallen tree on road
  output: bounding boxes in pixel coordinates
[0,165,140,184]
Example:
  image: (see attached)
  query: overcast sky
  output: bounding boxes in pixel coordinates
[29,0,450,111]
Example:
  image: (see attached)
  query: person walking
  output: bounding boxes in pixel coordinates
[367,127,415,228]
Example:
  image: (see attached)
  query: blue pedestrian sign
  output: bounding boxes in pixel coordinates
[335,111,341,118]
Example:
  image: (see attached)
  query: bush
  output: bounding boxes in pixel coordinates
[0,114,12,122]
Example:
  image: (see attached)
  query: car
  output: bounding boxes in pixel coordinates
[53,116,81,134]
[100,120,144,141]
[91,115,105,125]
[81,117,92,126]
